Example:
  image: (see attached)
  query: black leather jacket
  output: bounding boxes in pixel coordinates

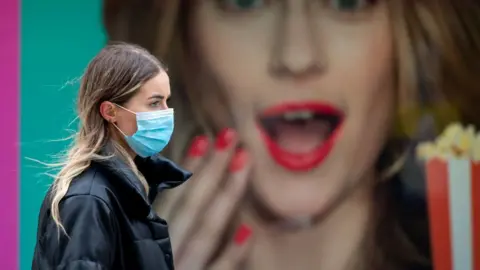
[32,153,191,270]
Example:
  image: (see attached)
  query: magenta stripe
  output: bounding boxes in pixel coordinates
[0,0,19,268]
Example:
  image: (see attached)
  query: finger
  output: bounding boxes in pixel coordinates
[183,135,211,172]
[156,135,210,219]
[210,224,253,270]
[170,128,239,254]
[176,149,250,266]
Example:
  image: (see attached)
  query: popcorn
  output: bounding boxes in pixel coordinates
[417,123,480,161]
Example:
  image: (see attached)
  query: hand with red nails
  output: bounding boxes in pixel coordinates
[153,128,253,270]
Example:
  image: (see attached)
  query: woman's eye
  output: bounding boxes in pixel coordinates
[149,101,161,107]
[217,0,267,12]
[326,0,375,12]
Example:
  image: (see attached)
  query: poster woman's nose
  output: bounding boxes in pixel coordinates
[269,7,325,80]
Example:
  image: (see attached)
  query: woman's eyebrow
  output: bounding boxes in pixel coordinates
[148,94,166,100]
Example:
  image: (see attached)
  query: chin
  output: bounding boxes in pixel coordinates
[250,168,343,221]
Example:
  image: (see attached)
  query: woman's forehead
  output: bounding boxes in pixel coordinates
[139,72,171,98]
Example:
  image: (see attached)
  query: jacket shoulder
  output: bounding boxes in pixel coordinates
[33,190,119,270]
[64,164,116,203]
[63,163,147,217]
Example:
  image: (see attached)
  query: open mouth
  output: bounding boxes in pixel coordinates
[257,102,344,171]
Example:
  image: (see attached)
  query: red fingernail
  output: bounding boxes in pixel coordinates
[234,224,252,245]
[187,135,209,157]
[229,149,248,172]
[215,128,236,150]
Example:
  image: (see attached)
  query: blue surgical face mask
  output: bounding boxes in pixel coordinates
[114,104,174,158]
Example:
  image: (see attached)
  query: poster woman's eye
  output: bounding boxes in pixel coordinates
[325,0,377,12]
[217,0,268,12]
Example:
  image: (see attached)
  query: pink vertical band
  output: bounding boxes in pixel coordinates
[0,0,20,268]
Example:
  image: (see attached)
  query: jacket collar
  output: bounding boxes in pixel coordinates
[95,146,191,215]
[134,154,192,202]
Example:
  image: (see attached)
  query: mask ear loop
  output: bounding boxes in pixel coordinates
[114,103,137,115]
[111,103,134,137]
[112,122,129,137]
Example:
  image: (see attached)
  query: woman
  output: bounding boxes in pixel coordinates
[31,43,197,270]
[103,0,480,269]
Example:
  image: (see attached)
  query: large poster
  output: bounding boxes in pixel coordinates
[101,1,478,270]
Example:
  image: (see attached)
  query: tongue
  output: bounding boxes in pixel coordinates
[275,120,330,154]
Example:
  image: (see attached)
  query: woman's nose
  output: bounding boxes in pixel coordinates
[162,101,169,110]
[269,5,325,80]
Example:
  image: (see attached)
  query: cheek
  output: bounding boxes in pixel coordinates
[347,29,395,135]
[336,31,395,182]
[116,111,138,136]
[190,3,273,102]
[191,6,278,133]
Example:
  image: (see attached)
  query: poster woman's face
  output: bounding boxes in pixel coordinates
[190,0,395,219]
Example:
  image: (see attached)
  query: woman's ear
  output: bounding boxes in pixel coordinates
[100,101,117,122]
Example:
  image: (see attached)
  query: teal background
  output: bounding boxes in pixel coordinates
[20,0,105,268]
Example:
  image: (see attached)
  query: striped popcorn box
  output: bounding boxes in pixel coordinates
[425,158,480,270]
[418,123,480,270]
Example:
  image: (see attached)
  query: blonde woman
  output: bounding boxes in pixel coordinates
[103,0,480,269]
[31,43,194,270]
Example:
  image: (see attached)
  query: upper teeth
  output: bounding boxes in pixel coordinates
[283,111,314,121]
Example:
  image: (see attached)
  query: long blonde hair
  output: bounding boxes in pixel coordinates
[50,43,164,233]
[103,0,480,268]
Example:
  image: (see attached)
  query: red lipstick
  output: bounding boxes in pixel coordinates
[257,101,343,172]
